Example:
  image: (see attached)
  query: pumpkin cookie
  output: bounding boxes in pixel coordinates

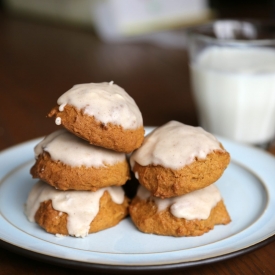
[26,181,129,237]
[31,129,130,191]
[129,185,231,237]
[130,121,230,198]
[48,82,144,153]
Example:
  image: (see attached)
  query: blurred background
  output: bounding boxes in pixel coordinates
[0,0,274,150]
[0,0,274,39]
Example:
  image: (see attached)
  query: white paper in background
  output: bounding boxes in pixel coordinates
[92,0,213,46]
[111,0,208,30]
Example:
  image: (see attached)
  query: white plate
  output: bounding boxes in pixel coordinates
[1,127,275,273]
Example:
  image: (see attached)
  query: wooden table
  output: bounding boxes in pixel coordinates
[1,13,275,275]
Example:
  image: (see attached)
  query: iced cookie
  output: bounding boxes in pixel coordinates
[129,185,231,237]
[30,129,130,191]
[25,181,129,237]
[48,82,144,153]
[130,121,230,198]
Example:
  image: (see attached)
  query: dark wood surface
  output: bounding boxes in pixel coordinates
[1,12,275,275]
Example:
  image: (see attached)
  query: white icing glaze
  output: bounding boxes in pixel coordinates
[25,181,125,237]
[56,82,143,129]
[55,234,65,238]
[59,103,66,112]
[55,117,61,125]
[137,184,221,220]
[130,120,224,170]
[34,129,126,167]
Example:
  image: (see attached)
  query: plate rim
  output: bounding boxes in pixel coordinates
[1,130,275,272]
[1,236,275,273]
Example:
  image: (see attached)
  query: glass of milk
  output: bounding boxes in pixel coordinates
[187,20,275,147]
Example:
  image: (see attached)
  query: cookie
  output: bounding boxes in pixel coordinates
[129,185,231,237]
[130,121,230,198]
[25,181,129,237]
[48,82,144,153]
[30,129,130,191]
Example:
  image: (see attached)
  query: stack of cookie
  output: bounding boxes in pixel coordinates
[25,82,144,238]
[129,120,231,237]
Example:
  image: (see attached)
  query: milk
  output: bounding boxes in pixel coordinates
[190,46,275,145]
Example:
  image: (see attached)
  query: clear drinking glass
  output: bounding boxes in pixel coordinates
[187,20,275,147]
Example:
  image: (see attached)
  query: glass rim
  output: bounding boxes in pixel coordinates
[186,19,275,46]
